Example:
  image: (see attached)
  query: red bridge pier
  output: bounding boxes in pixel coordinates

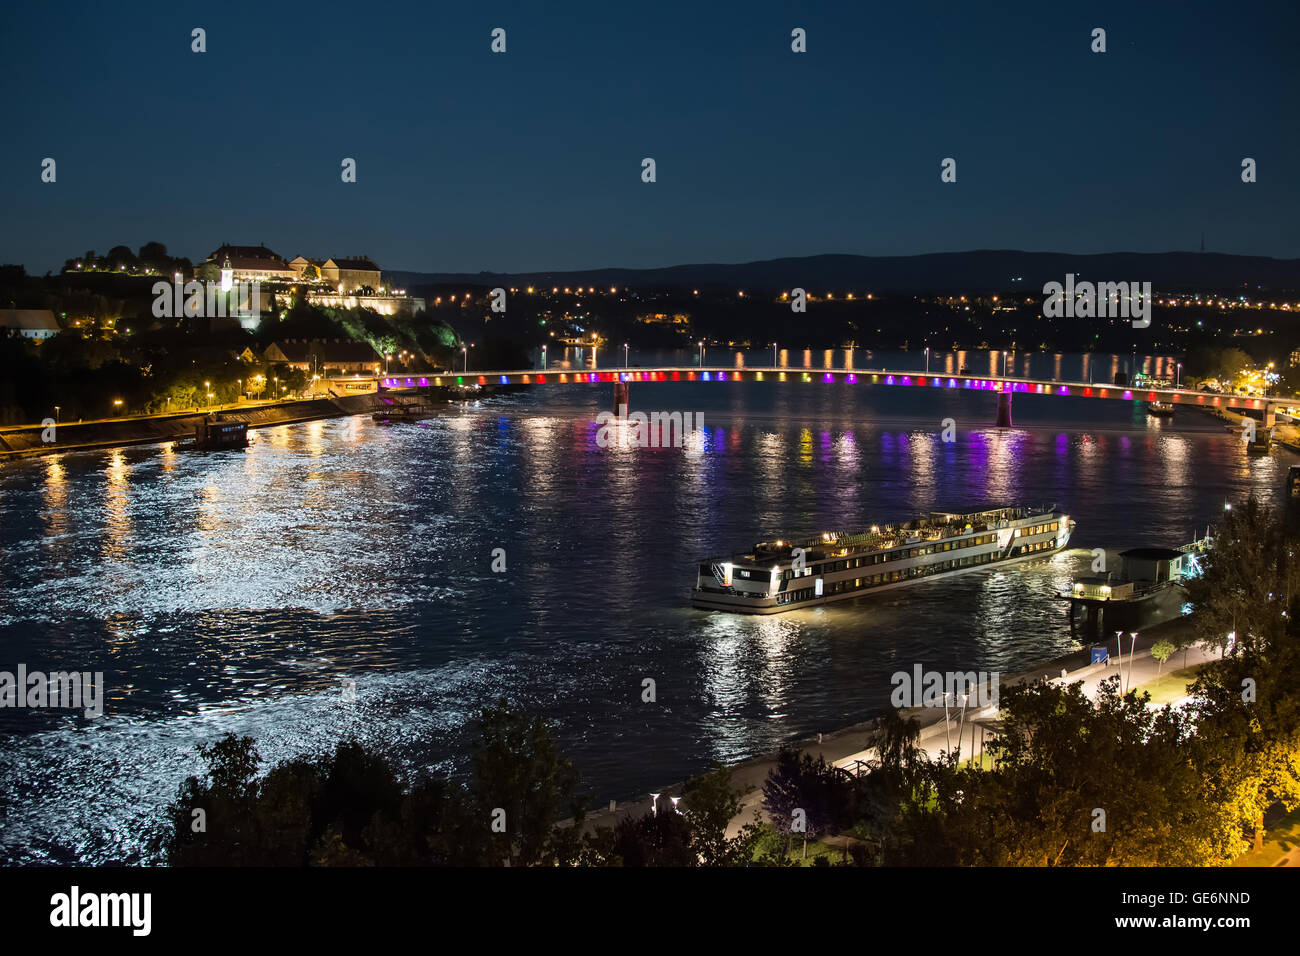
[995,389,1013,427]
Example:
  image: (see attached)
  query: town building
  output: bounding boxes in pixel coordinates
[261,338,382,376]
[0,309,61,340]
[202,244,297,282]
[321,257,383,292]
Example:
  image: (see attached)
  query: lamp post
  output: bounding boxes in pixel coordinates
[1176,362,1182,388]
[942,692,952,754]
[1127,631,1139,693]
[956,693,968,762]
[462,346,468,372]
[624,342,629,368]
[204,381,210,410]
[772,342,778,367]
[698,341,705,367]
[924,345,930,374]
[540,344,547,370]
[54,405,60,424]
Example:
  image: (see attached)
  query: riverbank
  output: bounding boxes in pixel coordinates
[0,393,411,460]
[577,613,1205,837]
[1182,401,1300,450]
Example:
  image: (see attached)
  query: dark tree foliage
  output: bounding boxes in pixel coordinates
[1186,495,1292,656]
[610,809,696,866]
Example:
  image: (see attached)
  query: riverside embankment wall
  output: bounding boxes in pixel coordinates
[0,393,391,459]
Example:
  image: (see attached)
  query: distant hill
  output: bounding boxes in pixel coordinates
[391,250,1300,295]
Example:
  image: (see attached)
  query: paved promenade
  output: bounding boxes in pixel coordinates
[576,616,1219,841]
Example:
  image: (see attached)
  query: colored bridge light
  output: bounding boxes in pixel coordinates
[902,376,912,386]
[702,372,712,381]
[1122,390,1133,400]
[824,373,834,382]
[418,377,429,386]
[1059,386,1069,395]
[500,376,508,385]
[1084,387,1092,397]
[917,376,926,386]
[948,378,956,388]
[847,373,857,383]
[719,371,728,381]
[886,375,896,385]
[1147,391,1157,401]
[672,371,680,381]
[537,374,546,383]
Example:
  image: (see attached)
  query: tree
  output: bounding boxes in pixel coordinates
[471,698,582,867]
[760,749,852,859]
[1185,496,1288,657]
[683,763,762,865]
[608,808,695,866]
[940,677,1239,866]
[1151,639,1175,675]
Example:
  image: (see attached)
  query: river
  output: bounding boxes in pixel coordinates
[0,349,1290,863]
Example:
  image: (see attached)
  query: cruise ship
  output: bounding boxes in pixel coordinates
[692,505,1073,614]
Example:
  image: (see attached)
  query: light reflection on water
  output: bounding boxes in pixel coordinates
[0,353,1292,863]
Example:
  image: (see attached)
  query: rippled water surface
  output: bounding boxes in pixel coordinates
[0,350,1291,862]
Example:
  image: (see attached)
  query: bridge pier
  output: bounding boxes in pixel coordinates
[613,379,629,413]
[995,389,1013,428]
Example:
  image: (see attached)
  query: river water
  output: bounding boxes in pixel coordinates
[0,349,1291,863]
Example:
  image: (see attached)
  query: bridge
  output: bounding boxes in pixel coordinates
[377,367,1287,428]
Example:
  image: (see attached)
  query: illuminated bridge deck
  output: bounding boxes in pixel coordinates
[378,367,1282,413]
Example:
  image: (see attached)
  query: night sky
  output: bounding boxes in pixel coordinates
[3,1,1297,275]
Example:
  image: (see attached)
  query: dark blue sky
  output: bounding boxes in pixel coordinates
[4,0,1297,274]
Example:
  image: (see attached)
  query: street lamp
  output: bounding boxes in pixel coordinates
[924,345,930,375]
[540,344,547,370]
[698,340,705,367]
[1126,631,1139,693]
[772,342,778,367]
[462,346,468,372]
[942,692,952,754]
[624,342,629,368]
[1176,362,1182,388]
[53,405,60,424]
[956,692,969,762]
